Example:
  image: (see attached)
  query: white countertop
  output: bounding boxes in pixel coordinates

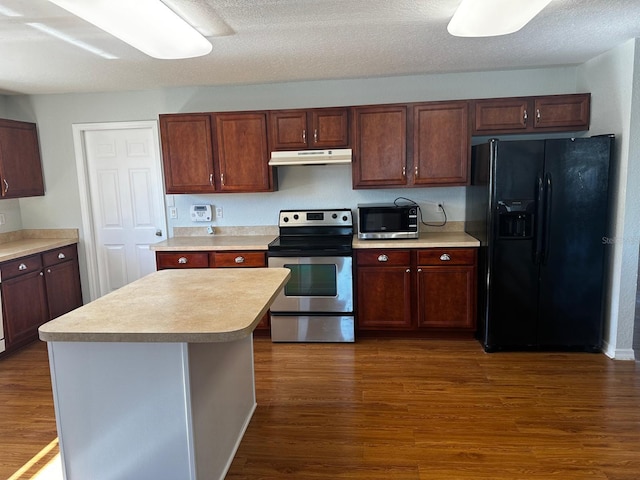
[39,268,290,343]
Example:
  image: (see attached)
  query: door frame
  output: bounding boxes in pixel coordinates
[72,121,165,302]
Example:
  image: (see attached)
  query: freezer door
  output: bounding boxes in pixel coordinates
[537,136,612,349]
[485,140,544,350]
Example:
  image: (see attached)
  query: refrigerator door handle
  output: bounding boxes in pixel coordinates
[534,174,545,263]
[542,172,553,264]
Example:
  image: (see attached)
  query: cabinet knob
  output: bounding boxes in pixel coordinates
[209,173,213,185]
[440,253,451,261]
[406,268,411,273]
[18,263,27,271]
[155,229,162,237]
[417,268,422,272]
[377,254,389,262]
[3,179,8,193]
[414,165,418,177]
[57,252,66,259]
[47,269,52,273]
[302,129,307,143]
[536,108,541,124]
[523,109,528,126]
[402,165,406,177]
[178,257,188,264]
[235,256,245,264]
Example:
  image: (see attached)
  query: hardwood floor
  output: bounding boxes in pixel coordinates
[1,339,639,479]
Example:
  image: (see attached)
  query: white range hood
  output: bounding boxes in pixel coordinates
[269,148,352,166]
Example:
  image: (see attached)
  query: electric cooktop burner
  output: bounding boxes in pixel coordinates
[268,208,354,255]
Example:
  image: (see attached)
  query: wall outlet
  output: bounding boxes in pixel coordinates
[169,207,177,219]
[215,207,223,219]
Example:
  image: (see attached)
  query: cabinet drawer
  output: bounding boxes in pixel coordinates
[417,248,476,266]
[42,244,77,267]
[156,252,209,269]
[357,249,411,266]
[211,251,266,268]
[0,254,43,280]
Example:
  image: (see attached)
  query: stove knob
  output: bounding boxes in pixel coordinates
[332,213,338,219]
[293,214,299,220]
[342,215,348,222]
[283,216,289,223]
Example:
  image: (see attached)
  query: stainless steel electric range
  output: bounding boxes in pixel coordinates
[267,209,354,342]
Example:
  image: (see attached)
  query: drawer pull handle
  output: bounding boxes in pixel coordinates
[440,254,451,261]
[235,256,245,264]
[377,254,388,262]
[18,263,27,271]
[47,269,52,274]
[178,257,188,264]
[58,253,66,260]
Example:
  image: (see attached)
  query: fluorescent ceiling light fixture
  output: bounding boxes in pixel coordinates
[27,22,118,59]
[448,0,553,37]
[46,0,213,59]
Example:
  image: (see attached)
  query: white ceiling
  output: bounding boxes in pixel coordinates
[1,0,639,95]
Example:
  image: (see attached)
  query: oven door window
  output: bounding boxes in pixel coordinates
[284,264,337,296]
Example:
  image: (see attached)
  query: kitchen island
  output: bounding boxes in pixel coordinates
[39,268,290,480]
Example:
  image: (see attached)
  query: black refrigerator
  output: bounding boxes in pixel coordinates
[465,136,613,352]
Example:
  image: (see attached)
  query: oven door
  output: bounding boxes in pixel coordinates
[267,255,353,313]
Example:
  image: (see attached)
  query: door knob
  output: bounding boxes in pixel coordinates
[155,229,162,237]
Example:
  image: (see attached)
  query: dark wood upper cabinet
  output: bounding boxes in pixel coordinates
[412,101,470,186]
[472,93,590,134]
[159,113,215,194]
[352,105,407,188]
[353,102,469,189]
[214,112,273,192]
[0,119,45,199]
[269,107,349,150]
[160,112,274,194]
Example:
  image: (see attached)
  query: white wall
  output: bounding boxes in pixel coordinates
[577,39,640,359]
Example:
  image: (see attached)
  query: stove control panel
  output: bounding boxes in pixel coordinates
[278,209,352,227]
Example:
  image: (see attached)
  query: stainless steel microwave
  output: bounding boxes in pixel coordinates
[357,203,419,240]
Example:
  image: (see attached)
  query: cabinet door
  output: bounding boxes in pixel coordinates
[44,260,83,320]
[413,101,469,186]
[352,105,407,188]
[215,112,273,192]
[533,94,590,131]
[2,270,48,349]
[472,98,530,134]
[357,266,412,329]
[310,108,349,148]
[159,114,216,194]
[416,265,476,330]
[356,250,412,330]
[0,119,45,198]
[269,110,308,150]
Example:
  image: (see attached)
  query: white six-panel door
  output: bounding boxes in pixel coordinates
[79,123,166,298]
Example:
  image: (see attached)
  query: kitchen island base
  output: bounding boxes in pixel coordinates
[48,336,255,480]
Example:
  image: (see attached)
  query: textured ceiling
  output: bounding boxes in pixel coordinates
[0,0,639,95]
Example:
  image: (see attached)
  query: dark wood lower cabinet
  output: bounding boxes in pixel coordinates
[356,247,477,336]
[2,270,48,349]
[1,243,83,354]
